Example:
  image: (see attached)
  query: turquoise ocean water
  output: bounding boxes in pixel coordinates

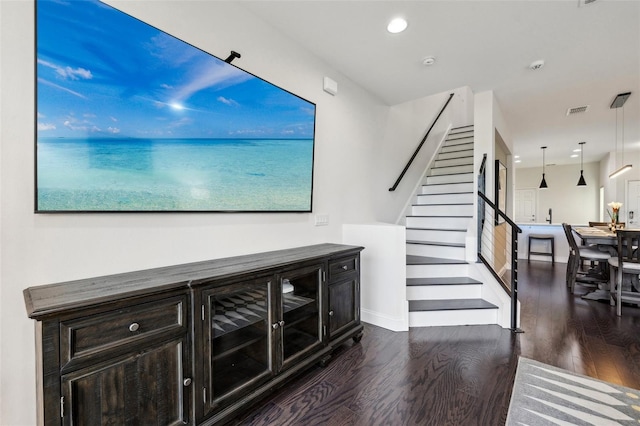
[37,138,314,211]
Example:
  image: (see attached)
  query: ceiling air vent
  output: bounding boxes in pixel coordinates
[578,0,597,7]
[566,105,589,116]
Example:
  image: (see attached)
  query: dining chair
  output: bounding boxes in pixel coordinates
[608,230,640,316]
[562,223,610,294]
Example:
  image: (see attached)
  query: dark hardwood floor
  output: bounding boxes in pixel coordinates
[235,261,640,425]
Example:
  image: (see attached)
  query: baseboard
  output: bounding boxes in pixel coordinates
[361,306,408,332]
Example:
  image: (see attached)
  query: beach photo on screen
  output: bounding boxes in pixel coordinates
[36,0,316,212]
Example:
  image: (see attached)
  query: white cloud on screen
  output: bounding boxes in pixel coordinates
[38,123,57,131]
[173,63,250,103]
[217,96,239,107]
[38,59,93,81]
[38,78,87,99]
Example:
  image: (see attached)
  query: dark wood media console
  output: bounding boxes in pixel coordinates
[24,243,364,425]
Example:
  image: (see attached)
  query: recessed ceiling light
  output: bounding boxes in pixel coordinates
[515,160,521,163]
[571,154,579,158]
[422,56,436,66]
[573,148,581,152]
[387,18,408,33]
[529,60,545,71]
[514,155,520,159]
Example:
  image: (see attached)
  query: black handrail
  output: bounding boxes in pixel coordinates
[388,93,455,191]
[478,191,522,233]
[477,189,523,332]
[479,153,487,176]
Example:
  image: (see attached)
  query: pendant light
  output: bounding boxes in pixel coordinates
[539,146,548,189]
[609,92,632,179]
[577,142,587,186]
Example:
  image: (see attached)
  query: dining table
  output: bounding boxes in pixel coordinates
[573,226,618,253]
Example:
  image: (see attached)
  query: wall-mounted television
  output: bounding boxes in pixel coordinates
[36,0,316,213]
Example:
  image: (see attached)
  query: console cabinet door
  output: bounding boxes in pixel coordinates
[201,276,276,416]
[328,277,359,340]
[278,263,324,372]
[61,337,189,426]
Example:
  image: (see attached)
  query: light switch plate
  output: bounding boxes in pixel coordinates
[314,214,329,226]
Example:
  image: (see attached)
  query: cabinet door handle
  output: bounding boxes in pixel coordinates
[272,322,279,330]
[279,320,285,327]
[129,323,140,332]
[329,310,334,316]
[342,265,348,270]
[183,378,192,387]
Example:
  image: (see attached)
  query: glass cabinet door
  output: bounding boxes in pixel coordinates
[279,264,323,370]
[202,277,274,413]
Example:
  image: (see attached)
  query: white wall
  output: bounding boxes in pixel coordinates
[600,149,640,222]
[343,223,408,331]
[516,161,600,225]
[0,2,393,424]
[476,90,514,196]
[472,91,514,257]
[374,86,474,223]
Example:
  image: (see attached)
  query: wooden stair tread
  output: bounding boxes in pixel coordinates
[406,255,466,265]
[418,192,473,196]
[431,164,473,169]
[441,145,473,152]
[421,181,473,187]
[406,240,464,248]
[409,299,497,312]
[436,153,474,159]
[428,171,473,177]
[439,148,473,153]
[406,227,466,232]
[412,202,473,206]
[406,277,482,286]
[406,215,472,219]
[450,124,474,131]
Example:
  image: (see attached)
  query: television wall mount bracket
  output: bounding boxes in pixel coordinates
[225,51,241,64]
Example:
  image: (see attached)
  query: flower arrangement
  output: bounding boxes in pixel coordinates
[607,202,622,224]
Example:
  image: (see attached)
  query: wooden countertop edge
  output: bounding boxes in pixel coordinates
[24,243,364,320]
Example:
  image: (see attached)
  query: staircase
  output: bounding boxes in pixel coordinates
[405,125,499,327]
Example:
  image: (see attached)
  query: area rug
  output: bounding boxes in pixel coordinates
[506,357,640,425]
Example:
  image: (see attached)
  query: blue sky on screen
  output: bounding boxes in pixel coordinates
[36,0,316,140]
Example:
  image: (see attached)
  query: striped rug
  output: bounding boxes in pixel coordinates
[506,357,640,425]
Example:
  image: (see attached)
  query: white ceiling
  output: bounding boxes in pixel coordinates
[241,0,640,169]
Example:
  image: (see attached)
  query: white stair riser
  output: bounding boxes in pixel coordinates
[438,149,474,160]
[406,263,469,278]
[445,136,474,146]
[406,216,471,229]
[407,284,482,300]
[406,243,465,259]
[430,164,474,176]
[441,143,474,154]
[406,228,466,244]
[434,157,473,168]
[416,193,473,205]
[421,182,474,195]
[448,128,473,136]
[425,173,473,185]
[412,204,474,216]
[409,309,498,327]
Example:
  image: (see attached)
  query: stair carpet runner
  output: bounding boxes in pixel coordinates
[406,125,498,327]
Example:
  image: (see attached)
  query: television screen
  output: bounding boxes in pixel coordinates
[36,0,316,212]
